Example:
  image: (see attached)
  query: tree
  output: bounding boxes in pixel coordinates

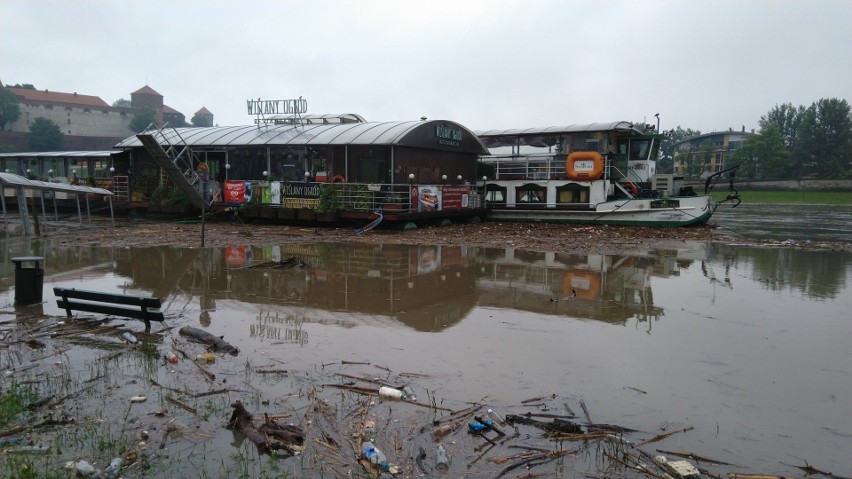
[27,117,64,151]
[130,107,158,132]
[794,98,852,179]
[660,126,702,174]
[727,124,790,179]
[760,103,803,151]
[11,83,36,89]
[112,98,131,108]
[0,87,21,131]
[191,113,213,127]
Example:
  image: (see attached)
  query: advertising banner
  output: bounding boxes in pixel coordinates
[441,185,470,210]
[224,181,245,204]
[416,184,441,212]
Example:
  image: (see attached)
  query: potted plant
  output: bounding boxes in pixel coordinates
[315,183,341,222]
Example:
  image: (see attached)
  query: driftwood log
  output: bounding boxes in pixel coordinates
[227,401,304,456]
[179,326,239,355]
[506,414,583,434]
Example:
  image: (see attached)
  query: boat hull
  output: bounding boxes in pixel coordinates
[486,195,714,227]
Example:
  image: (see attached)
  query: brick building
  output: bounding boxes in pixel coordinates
[1,84,211,151]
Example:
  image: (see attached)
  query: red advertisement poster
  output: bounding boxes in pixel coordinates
[441,185,470,210]
[224,181,245,204]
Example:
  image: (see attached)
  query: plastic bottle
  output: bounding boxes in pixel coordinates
[402,385,416,402]
[103,457,123,478]
[122,332,138,344]
[435,443,449,471]
[362,441,388,469]
[487,408,506,426]
[378,386,403,400]
[195,352,215,364]
[74,460,96,477]
[165,351,178,364]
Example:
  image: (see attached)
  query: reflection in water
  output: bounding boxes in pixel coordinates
[2,238,847,331]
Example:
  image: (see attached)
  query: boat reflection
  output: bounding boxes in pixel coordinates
[4,237,846,333]
[475,243,719,325]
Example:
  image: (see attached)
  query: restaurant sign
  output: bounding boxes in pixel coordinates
[247,97,308,116]
[436,124,463,147]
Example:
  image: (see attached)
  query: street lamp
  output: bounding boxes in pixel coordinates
[262,170,268,179]
[441,174,447,183]
[408,173,415,184]
[225,163,230,180]
[654,113,660,132]
[304,171,311,182]
[457,174,463,183]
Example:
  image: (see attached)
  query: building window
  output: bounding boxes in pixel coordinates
[84,108,91,113]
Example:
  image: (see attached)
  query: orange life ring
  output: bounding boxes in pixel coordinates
[562,270,601,299]
[626,182,638,196]
[565,151,604,181]
[331,175,346,183]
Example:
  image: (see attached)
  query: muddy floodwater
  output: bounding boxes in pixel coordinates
[1,232,849,479]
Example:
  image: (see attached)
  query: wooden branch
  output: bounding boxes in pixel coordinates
[166,395,197,414]
[635,426,694,447]
[656,448,739,466]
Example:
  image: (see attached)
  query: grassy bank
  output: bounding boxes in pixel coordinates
[711,190,852,204]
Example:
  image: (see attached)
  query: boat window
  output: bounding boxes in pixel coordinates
[485,185,506,204]
[516,184,546,203]
[556,184,589,204]
[629,139,651,161]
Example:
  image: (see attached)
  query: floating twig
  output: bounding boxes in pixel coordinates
[635,426,694,447]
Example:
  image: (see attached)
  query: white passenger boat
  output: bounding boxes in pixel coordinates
[477,121,740,227]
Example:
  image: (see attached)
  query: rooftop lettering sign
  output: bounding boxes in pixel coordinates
[247,97,308,116]
[436,124,462,147]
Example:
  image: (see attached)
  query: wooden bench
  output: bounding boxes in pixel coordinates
[54,287,165,332]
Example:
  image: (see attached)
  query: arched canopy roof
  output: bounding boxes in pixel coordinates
[0,151,116,159]
[0,172,113,196]
[475,121,642,148]
[115,120,489,154]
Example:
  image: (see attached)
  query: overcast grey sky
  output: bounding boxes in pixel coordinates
[2,0,850,134]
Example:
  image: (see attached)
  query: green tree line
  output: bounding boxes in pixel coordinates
[721,98,850,180]
[660,98,851,180]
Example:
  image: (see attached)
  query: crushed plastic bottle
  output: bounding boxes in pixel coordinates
[165,351,178,364]
[401,385,416,401]
[121,332,138,344]
[74,460,96,477]
[103,457,123,478]
[362,441,389,470]
[195,353,215,364]
[468,420,488,432]
[435,443,449,471]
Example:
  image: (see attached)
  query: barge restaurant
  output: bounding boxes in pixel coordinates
[114,115,490,224]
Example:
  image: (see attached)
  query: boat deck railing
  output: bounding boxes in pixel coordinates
[480,153,615,181]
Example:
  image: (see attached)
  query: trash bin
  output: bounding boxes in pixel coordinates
[12,256,45,305]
